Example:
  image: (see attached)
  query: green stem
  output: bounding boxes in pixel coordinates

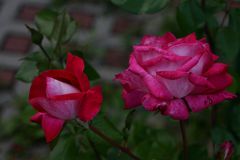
[51,11,66,68]
[179,120,188,160]
[220,1,233,27]
[54,11,66,55]
[210,107,217,154]
[89,125,141,160]
[87,136,102,160]
[103,115,123,137]
[39,44,51,62]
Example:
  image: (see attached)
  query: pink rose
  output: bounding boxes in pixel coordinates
[29,53,103,142]
[115,33,235,120]
[217,141,234,160]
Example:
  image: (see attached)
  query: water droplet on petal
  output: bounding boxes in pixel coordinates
[204,96,213,106]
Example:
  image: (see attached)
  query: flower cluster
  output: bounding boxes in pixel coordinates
[28,33,236,143]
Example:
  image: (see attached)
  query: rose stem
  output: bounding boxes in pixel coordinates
[87,136,102,160]
[179,120,188,160]
[103,115,123,137]
[201,0,216,155]
[39,44,51,62]
[89,125,141,160]
[210,107,217,153]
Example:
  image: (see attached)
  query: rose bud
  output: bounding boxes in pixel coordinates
[29,53,103,142]
[115,33,235,120]
[217,141,234,160]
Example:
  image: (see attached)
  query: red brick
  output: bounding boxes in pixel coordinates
[70,11,95,29]
[1,34,31,54]
[104,49,128,68]
[112,17,142,34]
[17,4,44,22]
[0,69,15,89]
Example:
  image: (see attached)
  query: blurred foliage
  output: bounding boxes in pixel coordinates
[0,96,46,160]
[16,9,100,82]
[110,0,170,14]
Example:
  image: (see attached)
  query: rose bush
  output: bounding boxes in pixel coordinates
[116,33,236,120]
[29,53,103,142]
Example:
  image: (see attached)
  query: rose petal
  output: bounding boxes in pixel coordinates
[31,112,64,143]
[77,86,103,122]
[190,51,213,74]
[168,43,202,57]
[115,69,147,92]
[115,70,147,108]
[49,93,84,100]
[168,33,197,47]
[185,91,236,112]
[66,52,84,74]
[29,76,46,112]
[41,70,79,87]
[133,46,163,64]
[66,53,90,91]
[201,43,219,61]
[203,63,228,76]
[188,73,215,88]
[142,94,168,111]
[178,53,202,72]
[122,90,145,109]
[129,55,172,100]
[163,99,189,120]
[191,73,233,94]
[157,71,194,98]
[30,97,80,120]
[46,77,80,97]
[144,53,191,74]
[140,32,176,46]
[208,73,233,92]
[157,70,189,80]
[199,37,207,43]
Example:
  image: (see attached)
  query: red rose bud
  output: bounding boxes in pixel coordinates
[29,53,103,143]
[217,141,234,160]
[115,32,236,120]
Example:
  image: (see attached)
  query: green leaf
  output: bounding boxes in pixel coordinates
[70,50,101,81]
[205,15,219,37]
[111,0,169,14]
[124,110,135,130]
[84,61,101,81]
[227,105,240,139]
[229,9,240,39]
[50,12,77,44]
[178,145,208,160]
[128,119,178,160]
[49,137,80,160]
[64,20,77,43]
[122,110,136,141]
[211,127,235,146]
[24,52,53,72]
[35,9,58,38]
[36,9,77,44]
[90,114,123,141]
[134,131,178,160]
[177,0,205,34]
[107,148,132,160]
[16,60,38,83]
[215,27,239,63]
[26,25,43,45]
[204,0,226,14]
